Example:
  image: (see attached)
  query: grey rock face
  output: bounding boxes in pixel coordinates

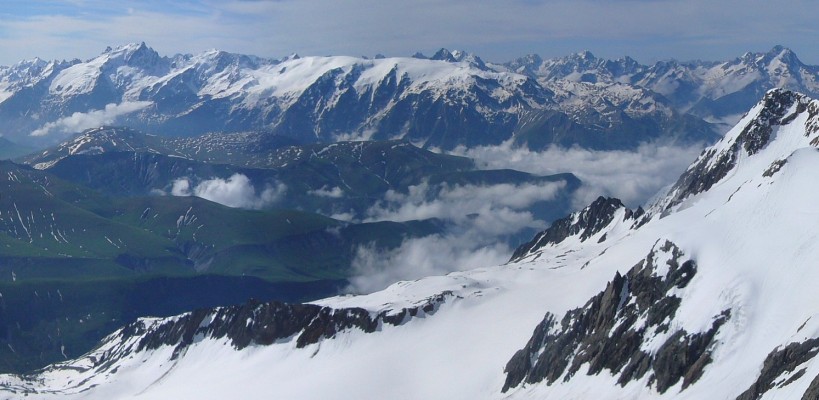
[122,291,456,361]
[503,240,729,394]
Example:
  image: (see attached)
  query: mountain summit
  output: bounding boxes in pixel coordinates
[6,89,819,399]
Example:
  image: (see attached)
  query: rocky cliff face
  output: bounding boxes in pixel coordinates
[504,240,729,394]
[132,291,454,357]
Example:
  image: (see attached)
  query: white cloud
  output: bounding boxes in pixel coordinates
[345,141,702,294]
[309,186,344,198]
[345,179,567,293]
[346,232,512,294]
[449,140,703,209]
[365,180,564,229]
[171,173,286,209]
[170,178,191,196]
[30,101,153,137]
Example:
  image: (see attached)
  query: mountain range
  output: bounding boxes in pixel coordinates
[0,43,812,154]
[3,88,817,398]
[0,44,812,155]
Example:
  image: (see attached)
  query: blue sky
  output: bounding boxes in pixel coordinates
[0,0,817,65]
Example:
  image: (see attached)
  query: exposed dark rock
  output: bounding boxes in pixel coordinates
[740,90,805,155]
[511,197,637,261]
[736,338,819,400]
[802,372,819,400]
[503,240,730,394]
[763,159,787,177]
[651,309,730,392]
[111,291,457,362]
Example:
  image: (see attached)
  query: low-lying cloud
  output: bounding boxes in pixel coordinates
[30,101,153,137]
[345,179,567,293]
[346,141,705,294]
[170,173,286,210]
[309,186,345,198]
[347,233,511,294]
[450,140,704,209]
[364,180,564,235]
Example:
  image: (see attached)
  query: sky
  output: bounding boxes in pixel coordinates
[0,0,818,66]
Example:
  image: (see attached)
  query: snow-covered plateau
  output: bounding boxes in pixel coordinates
[3,89,819,399]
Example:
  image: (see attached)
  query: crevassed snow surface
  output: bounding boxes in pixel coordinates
[4,91,819,399]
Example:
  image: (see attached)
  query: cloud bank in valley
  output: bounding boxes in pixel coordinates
[345,179,567,294]
[170,173,286,210]
[347,233,511,294]
[347,140,705,294]
[450,140,704,209]
[30,101,153,137]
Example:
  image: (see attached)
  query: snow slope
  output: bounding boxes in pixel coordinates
[3,89,819,399]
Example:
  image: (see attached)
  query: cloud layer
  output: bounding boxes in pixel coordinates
[347,233,510,294]
[450,140,704,209]
[345,179,566,293]
[171,173,286,210]
[30,101,153,137]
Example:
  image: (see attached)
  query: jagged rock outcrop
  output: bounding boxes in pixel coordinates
[503,240,729,393]
[104,291,455,364]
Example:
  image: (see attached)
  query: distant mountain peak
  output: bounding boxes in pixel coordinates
[575,50,596,60]
[431,48,456,62]
[97,42,164,71]
[282,52,300,61]
[768,44,789,55]
[766,45,802,65]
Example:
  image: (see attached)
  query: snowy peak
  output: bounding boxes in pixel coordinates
[430,48,487,69]
[741,45,804,71]
[103,42,163,67]
[431,48,457,62]
[8,90,819,400]
[658,89,819,210]
[516,51,644,84]
[510,196,643,262]
[518,89,819,259]
[0,43,562,149]
[505,53,544,76]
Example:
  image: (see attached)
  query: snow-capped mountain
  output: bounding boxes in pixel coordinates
[506,50,642,84]
[0,43,721,151]
[0,43,552,150]
[5,88,819,399]
[506,46,819,128]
